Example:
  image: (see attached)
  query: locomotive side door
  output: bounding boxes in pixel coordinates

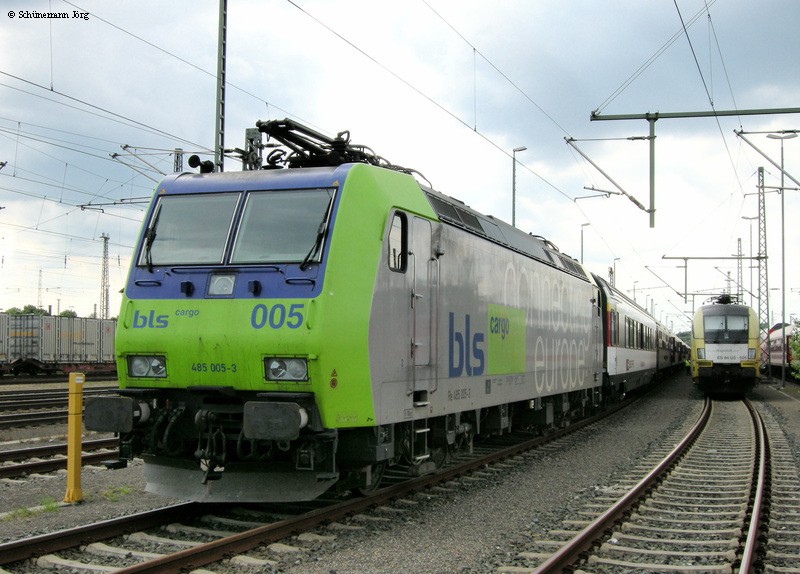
[410,217,432,368]
[592,285,603,380]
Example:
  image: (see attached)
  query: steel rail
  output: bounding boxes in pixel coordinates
[0,394,639,572]
[0,387,117,410]
[0,386,117,399]
[0,451,120,479]
[0,503,210,565]
[113,397,639,574]
[738,399,768,574]
[0,399,76,410]
[0,439,120,479]
[531,396,713,573]
[0,410,68,429]
[0,392,117,411]
[0,437,117,464]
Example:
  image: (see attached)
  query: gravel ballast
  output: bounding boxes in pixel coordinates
[276,376,800,574]
[2,373,799,574]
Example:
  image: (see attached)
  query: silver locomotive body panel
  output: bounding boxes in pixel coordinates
[369,210,603,425]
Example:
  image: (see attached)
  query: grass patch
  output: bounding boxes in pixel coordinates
[2,498,59,522]
[4,507,34,520]
[100,485,133,502]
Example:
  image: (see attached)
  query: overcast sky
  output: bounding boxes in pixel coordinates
[1,0,798,332]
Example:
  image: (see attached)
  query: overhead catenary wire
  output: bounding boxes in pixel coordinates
[674,0,714,108]
[0,137,152,207]
[594,0,717,115]
[284,0,574,202]
[420,0,571,138]
[705,3,742,131]
[0,116,183,155]
[10,2,571,306]
[60,0,313,131]
[671,1,745,197]
[2,1,789,321]
[261,2,739,316]
[0,124,144,166]
[0,211,135,250]
[0,73,210,153]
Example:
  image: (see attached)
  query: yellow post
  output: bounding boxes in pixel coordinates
[64,372,85,503]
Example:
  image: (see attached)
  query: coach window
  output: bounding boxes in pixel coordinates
[388,212,407,272]
[630,318,635,349]
[623,317,628,348]
[610,310,619,346]
[625,317,631,348]
[628,319,634,349]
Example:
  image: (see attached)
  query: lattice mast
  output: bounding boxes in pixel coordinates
[214,0,227,173]
[736,238,743,303]
[100,233,110,320]
[757,167,770,371]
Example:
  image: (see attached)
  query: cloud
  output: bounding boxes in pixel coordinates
[0,0,797,326]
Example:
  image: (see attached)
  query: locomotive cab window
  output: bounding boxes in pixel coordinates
[138,193,240,267]
[703,312,749,342]
[231,188,334,265]
[388,212,407,272]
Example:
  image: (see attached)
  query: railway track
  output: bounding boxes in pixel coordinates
[11,388,797,573]
[0,386,119,429]
[0,437,119,479]
[758,402,800,573]
[0,375,94,385]
[0,396,639,573]
[495,397,795,574]
[0,386,117,411]
[0,410,70,429]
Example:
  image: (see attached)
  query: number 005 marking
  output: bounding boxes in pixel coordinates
[251,303,304,330]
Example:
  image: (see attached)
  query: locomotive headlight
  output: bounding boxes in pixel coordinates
[697,349,705,360]
[287,359,308,380]
[748,348,756,359]
[265,357,308,381]
[128,355,167,378]
[208,273,236,296]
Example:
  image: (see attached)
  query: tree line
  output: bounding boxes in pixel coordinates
[3,304,81,318]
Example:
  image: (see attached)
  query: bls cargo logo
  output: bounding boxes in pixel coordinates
[448,313,484,377]
[132,309,168,329]
[449,305,526,378]
[487,304,526,375]
[131,309,202,328]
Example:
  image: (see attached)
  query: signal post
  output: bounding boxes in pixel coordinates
[64,372,85,503]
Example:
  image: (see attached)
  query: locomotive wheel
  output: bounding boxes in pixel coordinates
[430,445,447,469]
[353,462,386,495]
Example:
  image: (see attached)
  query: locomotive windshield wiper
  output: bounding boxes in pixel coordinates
[300,192,334,271]
[300,219,327,271]
[143,206,162,273]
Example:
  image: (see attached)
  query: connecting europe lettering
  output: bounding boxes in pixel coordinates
[447,264,594,393]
